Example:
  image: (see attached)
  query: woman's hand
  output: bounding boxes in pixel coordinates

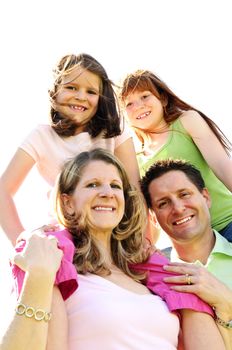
[12,232,63,278]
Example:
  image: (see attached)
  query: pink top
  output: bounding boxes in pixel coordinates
[12,229,213,316]
[20,123,132,186]
[11,229,78,300]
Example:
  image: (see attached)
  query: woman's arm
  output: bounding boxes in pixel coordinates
[180,309,225,349]
[0,233,64,350]
[0,148,35,244]
[181,111,232,192]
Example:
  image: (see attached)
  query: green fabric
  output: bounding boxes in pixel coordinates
[171,231,232,289]
[138,119,232,231]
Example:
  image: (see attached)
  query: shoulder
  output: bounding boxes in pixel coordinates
[179,110,209,135]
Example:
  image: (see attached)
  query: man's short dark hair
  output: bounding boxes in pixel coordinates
[140,159,206,208]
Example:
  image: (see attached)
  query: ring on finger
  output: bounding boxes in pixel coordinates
[185,273,193,285]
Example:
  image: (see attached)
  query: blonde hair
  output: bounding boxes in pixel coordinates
[55,148,149,280]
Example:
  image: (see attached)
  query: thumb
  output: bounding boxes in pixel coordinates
[11,253,26,271]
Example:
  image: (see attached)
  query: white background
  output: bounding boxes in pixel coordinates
[0,0,232,327]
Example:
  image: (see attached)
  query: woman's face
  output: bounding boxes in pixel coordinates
[65,160,125,237]
[124,90,165,132]
[55,66,101,134]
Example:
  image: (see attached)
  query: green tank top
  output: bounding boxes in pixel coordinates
[137,118,232,231]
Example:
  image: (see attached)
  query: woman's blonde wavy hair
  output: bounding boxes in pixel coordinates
[55,148,149,280]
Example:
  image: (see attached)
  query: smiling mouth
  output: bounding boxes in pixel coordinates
[70,105,87,111]
[173,215,193,226]
[136,111,150,120]
[92,206,115,212]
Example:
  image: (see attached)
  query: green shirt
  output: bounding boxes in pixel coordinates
[171,231,232,289]
[138,118,232,231]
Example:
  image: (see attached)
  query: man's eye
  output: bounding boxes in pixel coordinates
[158,201,168,209]
[181,192,190,198]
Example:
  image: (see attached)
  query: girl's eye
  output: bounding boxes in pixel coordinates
[87,90,97,95]
[65,86,76,91]
[142,94,150,99]
[126,102,133,108]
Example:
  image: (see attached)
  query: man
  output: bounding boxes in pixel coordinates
[141,158,232,347]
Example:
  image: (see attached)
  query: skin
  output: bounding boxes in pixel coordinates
[1,161,226,349]
[148,170,232,349]
[0,67,140,245]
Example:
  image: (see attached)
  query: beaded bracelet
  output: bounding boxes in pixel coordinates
[15,303,52,322]
[215,314,232,329]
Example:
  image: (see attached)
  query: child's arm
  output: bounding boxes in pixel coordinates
[0,148,35,244]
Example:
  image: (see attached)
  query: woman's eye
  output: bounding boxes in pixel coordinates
[142,94,150,99]
[126,102,132,108]
[86,183,98,188]
[111,183,122,189]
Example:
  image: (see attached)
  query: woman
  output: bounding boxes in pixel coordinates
[2,149,226,349]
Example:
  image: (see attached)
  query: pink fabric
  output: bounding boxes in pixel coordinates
[131,253,214,316]
[11,229,78,300]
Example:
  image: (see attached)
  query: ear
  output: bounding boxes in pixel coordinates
[61,193,76,215]
[202,188,211,208]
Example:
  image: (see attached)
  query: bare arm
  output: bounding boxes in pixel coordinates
[0,148,35,245]
[164,263,232,349]
[180,309,225,350]
[0,233,64,350]
[115,138,160,243]
[181,111,232,192]
[115,137,141,190]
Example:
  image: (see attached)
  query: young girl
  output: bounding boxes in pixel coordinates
[0,53,140,245]
[4,149,226,350]
[119,69,232,241]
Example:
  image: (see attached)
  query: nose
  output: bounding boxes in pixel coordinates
[75,90,86,101]
[172,199,185,213]
[98,184,114,198]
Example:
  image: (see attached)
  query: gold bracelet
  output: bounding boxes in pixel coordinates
[215,314,232,329]
[15,303,52,322]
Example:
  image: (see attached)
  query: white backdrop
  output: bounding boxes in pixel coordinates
[0,0,232,328]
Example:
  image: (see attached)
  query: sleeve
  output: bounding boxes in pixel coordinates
[19,125,47,162]
[11,229,78,301]
[131,253,214,316]
[114,119,133,148]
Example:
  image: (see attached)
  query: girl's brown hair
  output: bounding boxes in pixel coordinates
[49,53,122,138]
[120,70,231,154]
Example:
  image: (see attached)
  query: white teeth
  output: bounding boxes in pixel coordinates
[94,207,113,211]
[137,112,150,120]
[71,105,85,111]
[175,216,192,225]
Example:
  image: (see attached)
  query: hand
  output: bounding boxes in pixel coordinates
[12,232,63,278]
[16,224,61,244]
[163,262,232,316]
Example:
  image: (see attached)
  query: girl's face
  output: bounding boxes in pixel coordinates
[124,90,166,131]
[64,160,125,238]
[55,67,101,134]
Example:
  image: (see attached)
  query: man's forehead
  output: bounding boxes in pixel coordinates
[148,171,195,195]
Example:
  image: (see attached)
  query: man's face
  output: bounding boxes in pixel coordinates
[148,170,211,243]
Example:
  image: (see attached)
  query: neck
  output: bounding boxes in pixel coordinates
[172,230,216,264]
